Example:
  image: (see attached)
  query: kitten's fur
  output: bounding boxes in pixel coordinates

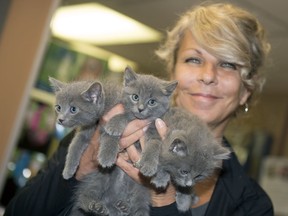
[51,67,177,216]
[98,67,178,177]
[49,77,121,179]
[71,67,177,216]
[150,107,231,212]
[70,166,150,216]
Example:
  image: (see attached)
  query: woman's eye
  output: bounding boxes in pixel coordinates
[70,106,78,114]
[131,94,139,101]
[185,57,201,64]
[55,105,61,112]
[148,99,157,106]
[220,62,237,70]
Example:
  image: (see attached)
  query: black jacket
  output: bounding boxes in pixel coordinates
[4,133,273,216]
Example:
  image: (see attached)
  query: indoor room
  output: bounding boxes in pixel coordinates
[0,0,287,215]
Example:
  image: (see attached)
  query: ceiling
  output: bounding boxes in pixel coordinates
[62,0,288,95]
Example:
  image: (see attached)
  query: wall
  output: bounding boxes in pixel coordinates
[225,93,288,159]
[0,0,11,38]
[0,0,60,194]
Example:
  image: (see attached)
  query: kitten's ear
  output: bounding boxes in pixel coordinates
[49,77,65,93]
[124,66,138,86]
[162,80,178,96]
[169,138,188,157]
[81,81,103,104]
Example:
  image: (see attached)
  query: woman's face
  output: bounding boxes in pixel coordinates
[174,31,250,137]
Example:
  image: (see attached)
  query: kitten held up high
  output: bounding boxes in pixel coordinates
[98,66,178,175]
[49,77,121,179]
[70,67,177,216]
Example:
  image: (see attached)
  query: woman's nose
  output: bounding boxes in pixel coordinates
[198,63,218,85]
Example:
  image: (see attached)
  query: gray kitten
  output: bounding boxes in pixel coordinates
[150,107,231,212]
[49,77,121,179]
[51,67,177,216]
[98,66,178,178]
[69,67,177,216]
[70,166,150,216]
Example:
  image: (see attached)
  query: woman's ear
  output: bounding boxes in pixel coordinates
[239,87,251,106]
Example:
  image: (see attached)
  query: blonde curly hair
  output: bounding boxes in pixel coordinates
[156,3,271,105]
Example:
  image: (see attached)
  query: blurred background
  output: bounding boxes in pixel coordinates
[0,0,288,215]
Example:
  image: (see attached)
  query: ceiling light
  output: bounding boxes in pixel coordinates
[50,3,162,45]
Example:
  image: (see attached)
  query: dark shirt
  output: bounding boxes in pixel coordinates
[4,134,273,216]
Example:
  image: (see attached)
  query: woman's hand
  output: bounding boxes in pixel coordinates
[117,118,177,207]
[75,104,149,180]
[75,127,101,180]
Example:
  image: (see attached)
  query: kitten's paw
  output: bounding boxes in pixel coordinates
[62,167,74,180]
[88,201,109,215]
[139,160,158,177]
[191,194,199,205]
[98,154,117,168]
[151,179,168,189]
[176,192,192,212]
[151,175,170,188]
[115,200,130,214]
[104,124,123,136]
[98,136,119,167]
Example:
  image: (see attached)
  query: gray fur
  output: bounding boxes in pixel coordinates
[70,166,150,216]
[98,66,178,170]
[150,107,231,212]
[49,77,121,179]
[50,66,177,216]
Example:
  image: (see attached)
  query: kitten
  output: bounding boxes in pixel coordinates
[52,67,176,216]
[150,107,231,212]
[98,66,178,178]
[49,77,121,179]
[70,166,150,216]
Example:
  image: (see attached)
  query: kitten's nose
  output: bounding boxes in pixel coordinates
[58,119,64,124]
[138,104,144,112]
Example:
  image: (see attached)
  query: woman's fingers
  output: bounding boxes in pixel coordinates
[101,104,124,123]
[119,120,149,149]
[122,119,150,137]
[116,154,142,183]
[155,118,168,140]
[125,144,141,164]
[75,127,100,180]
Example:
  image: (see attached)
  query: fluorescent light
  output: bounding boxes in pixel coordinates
[67,42,138,72]
[50,3,162,45]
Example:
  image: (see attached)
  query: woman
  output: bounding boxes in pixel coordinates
[118,3,273,215]
[4,3,273,216]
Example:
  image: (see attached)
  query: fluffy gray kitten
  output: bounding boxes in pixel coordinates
[50,67,177,216]
[49,77,121,179]
[70,166,150,216]
[98,66,178,178]
[71,67,177,216]
[150,107,231,212]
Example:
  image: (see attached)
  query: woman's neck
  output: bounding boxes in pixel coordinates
[208,119,229,141]
[192,170,220,208]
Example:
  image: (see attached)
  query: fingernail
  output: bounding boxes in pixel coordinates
[156,118,165,128]
[143,125,149,132]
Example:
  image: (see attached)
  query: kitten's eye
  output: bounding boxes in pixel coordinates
[148,99,157,106]
[70,106,78,114]
[194,174,205,181]
[55,105,61,112]
[131,94,139,102]
[180,169,189,176]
